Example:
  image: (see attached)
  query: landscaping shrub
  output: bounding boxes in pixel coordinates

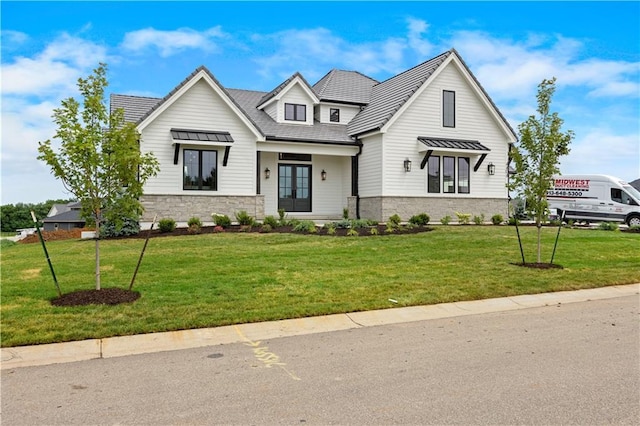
[491,214,504,225]
[326,224,336,235]
[343,207,349,219]
[235,210,255,226]
[508,217,520,226]
[262,215,279,229]
[100,217,140,237]
[440,215,451,225]
[598,222,619,231]
[293,220,317,233]
[388,214,402,227]
[260,224,272,233]
[187,217,202,234]
[158,218,177,233]
[346,228,359,237]
[455,212,471,225]
[212,213,231,228]
[473,214,485,225]
[369,227,379,235]
[409,213,430,226]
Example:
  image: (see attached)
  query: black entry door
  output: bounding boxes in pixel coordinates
[278,165,311,212]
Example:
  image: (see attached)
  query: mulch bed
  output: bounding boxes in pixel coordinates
[511,262,564,270]
[51,288,140,307]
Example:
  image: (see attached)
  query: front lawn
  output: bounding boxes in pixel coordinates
[1,226,638,347]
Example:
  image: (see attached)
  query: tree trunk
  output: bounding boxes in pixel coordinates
[537,223,542,264]
[95,218,101,290]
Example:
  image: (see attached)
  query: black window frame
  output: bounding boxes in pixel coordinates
[284,103,307,122]
[329,108,340,123]
[428,155,441,194]
[183,148,218,191]
[443,90,455,128]
[443,156,455,194]
[458,157,470,194]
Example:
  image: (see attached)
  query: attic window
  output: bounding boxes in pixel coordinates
[443,90,455,128]
[330,108,340,123]
[285,103,306,122]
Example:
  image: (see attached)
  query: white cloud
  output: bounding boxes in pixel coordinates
[559,130,640,180]
[1,33,108,96]
[121,27,226,57]
[1,30,29,46]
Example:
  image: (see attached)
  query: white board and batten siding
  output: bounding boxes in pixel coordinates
[141,79,258,196]
[381,62,511,198]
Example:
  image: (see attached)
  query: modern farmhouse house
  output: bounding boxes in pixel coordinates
[111,49,517,223]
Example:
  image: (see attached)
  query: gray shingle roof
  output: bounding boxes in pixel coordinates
[110,94,160,123]
[257,72,317,107]
[313,69,378,105]
[110,49,515,147]
[347,51,452,136]
[228,89,355,144]
[418,137,490,151]
[43,209,84,223]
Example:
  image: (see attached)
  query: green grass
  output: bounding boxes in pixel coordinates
[1,226,638,347]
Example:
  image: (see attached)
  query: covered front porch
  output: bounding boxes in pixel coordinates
[257,139,359,220]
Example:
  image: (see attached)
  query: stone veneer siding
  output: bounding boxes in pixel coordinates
[355,196,508,223]
[140,195,265,222]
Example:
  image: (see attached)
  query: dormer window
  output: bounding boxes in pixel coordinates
[285,103,306,122]
[330,108,340,123]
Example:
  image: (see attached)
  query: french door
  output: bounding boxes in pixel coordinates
[278,164,311,212]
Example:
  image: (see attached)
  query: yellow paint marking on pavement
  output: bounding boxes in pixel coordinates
[234,325,301,381]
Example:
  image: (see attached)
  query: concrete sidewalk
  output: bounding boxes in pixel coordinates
[2,283,638,370]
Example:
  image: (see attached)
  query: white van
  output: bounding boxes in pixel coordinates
[547,175,640,226]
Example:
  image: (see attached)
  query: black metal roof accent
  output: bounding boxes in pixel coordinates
[418,137,490,151]
[170,129,234,143]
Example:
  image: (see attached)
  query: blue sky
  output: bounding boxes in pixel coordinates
[2,1,639,205]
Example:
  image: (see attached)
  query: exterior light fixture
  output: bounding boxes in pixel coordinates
[264,167,271,179]
[321,169,327,181]
[404,159,412,172]
[487,162,495,175]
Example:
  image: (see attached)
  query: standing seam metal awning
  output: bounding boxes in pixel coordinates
[417,137,491,171]
[171,128,234,143]
[171,128,234,166]
[417,137,490,152]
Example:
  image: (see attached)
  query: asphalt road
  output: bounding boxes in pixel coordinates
[2,295,638,425]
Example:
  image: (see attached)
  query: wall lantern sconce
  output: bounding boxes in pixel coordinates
[321,169,327,181]
[487,162,495,176]
[404,159,412,172]
[264,167,271,179]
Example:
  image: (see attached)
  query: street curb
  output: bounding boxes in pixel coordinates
[2,283,638,369]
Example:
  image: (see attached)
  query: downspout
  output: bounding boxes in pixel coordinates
[353,137,363,219]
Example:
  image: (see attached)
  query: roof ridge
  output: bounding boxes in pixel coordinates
[373,49,452,87]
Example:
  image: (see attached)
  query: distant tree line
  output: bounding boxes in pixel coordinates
[0,199,74,232]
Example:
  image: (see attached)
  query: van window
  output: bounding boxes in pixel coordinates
[611,188,639,205]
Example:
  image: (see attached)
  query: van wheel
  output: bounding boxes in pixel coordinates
[627,214,640,227]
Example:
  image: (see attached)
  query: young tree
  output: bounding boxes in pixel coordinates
[38,63,159,290]
[509,77,574,263]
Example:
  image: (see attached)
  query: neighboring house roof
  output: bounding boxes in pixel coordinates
[630,178,640,191]
[313,69,378,105]
[43,206,84,224]
[43,201,84,224]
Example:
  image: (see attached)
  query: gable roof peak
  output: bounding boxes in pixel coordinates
[257,71,318,108]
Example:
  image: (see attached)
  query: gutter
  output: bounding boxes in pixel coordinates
[353,137,363,219]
